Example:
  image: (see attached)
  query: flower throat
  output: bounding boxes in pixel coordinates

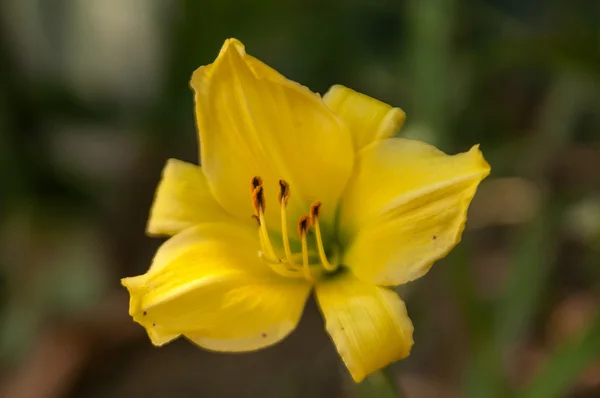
[250,176,338,281]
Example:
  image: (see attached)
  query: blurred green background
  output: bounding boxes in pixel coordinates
[1,0,600,397]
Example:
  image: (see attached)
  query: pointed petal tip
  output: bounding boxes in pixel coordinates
[220,37,246,55]
[190,37,251,93]
[121,275,143,290]
[121,275,147,316]
[121,273,180,347]
[469,144,492,175]
[190,38,245,90]
[147,327,180,347]
[469,143,481,153]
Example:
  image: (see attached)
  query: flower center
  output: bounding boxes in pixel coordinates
[249,176,338,282]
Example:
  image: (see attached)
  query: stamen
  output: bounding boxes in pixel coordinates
[298,215,313,281]
[278,180,290,205]
[278,180,295,266]
[310,202,337,272]
[258,252,305,278]
[250,181,278,261]
[248,177,334,281]
[258,212,278,261]
[308,201,321,224]
[297,215,309,242]
[251,176,263,192]
[251,185,266,217]
[257,226,278,263]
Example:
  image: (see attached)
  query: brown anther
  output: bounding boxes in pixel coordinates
[251,176,263,192]
[278,180,290,205]
[298,215,310,236]
[309,201,322,225]
[251,185,265,216]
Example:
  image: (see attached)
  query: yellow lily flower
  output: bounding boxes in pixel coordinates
[122,38,490,382]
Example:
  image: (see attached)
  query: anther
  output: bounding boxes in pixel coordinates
[251,176,263,192]
[278,180,290,205]
[249,177,278,263]
[298,215,310,237]
[251,185,265,216]
[309,201,321,225]
[248,177,332,282]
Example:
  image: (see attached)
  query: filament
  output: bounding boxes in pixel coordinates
[250,177,339,282]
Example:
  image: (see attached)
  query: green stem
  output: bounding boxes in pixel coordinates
[521,314,600,398]
[356,368,403,398]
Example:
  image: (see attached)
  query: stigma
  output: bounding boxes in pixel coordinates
[249,176,338,281]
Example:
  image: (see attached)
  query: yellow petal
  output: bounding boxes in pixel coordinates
[323,85,406,151]
[146,159,231,237]
[340,138,490,286]
[190,39,354,230]
[122,222,312,350]
[315,272,414,382]
[185,322,295,352]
